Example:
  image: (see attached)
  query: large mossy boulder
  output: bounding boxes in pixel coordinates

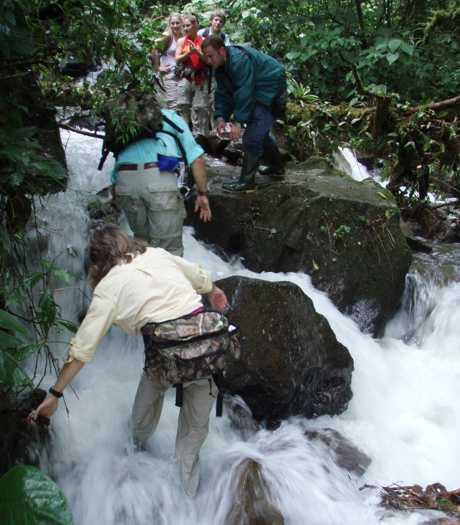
[189,163,412,334]
[216,276,353,424]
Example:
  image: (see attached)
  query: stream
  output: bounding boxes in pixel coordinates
[35,130,460,525]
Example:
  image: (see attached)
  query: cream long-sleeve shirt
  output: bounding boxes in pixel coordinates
[67,247,213,363]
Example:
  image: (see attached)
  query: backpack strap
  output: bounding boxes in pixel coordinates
[216,390,223,417]
[162,114,183,134]
[157,124,195,194]
[157,129,189,168]
[98,144,110,171]
[175,383,183,407]
[175,381,224,417]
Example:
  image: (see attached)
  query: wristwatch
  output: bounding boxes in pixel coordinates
[49,387,63,398]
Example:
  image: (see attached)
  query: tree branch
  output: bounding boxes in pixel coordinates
[406,94,460,114]
[431,199,459,210]
[354,0,368,47]
[58,123,104,139]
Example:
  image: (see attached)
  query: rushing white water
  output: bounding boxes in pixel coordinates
[37,131,460,525]
[333,147,370,182]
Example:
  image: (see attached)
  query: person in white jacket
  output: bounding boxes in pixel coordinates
[29,223,229,497]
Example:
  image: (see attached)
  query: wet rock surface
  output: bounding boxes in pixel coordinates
[216,276,353,424]
[188,162,412,335]
[305,428,371,477]
[0,389,49,476]
[225,459,284,525]
[224,395,261,440]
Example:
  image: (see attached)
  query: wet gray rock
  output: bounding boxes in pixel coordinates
[224,396,261,440]
[188,163,412,335]
[217,276,353,424]
[0,389,49,476]
[225,459,284,525]
[305,428,371,477]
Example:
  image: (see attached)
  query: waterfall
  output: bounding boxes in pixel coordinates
[36,130,460,525]
[333,147,369,182]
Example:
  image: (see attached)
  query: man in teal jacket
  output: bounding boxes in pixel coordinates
[203,36,286,191]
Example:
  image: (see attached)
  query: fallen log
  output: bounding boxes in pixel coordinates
[406,94,460,114]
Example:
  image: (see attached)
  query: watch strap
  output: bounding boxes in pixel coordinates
[49,387,63,398]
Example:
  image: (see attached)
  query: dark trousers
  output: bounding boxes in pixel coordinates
[242,103,276,159]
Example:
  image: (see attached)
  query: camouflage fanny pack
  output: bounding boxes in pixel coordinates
[142,310,240,385]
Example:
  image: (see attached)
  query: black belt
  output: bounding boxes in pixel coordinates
[118,162,158,171]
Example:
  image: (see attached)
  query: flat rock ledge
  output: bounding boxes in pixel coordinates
[188,162,412,335]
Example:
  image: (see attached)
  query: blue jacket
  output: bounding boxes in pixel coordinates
[214,46,286,124]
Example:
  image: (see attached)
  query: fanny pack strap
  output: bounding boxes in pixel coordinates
[174,379,224,417]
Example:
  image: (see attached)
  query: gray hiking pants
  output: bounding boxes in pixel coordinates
[115,165,185,256]
[177,78,210,137]
[131,371,217,497]
[157,71,180,111]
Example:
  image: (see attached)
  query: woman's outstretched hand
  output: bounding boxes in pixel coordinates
[207,285,229,312]
[28,395,59,422]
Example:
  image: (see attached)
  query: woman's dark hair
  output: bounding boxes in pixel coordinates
[88,223,147,287]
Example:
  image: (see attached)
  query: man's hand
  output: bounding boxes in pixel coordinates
[194,194,212,222]
[28,395,59,422]
[229,123,242,141]
[215,118,226,137]
[207,285,229,312]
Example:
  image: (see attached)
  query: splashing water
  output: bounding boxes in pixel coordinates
[36,130,460,525]
[333,147,370,182]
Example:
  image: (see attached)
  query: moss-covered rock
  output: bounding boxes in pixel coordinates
[188,162,412,335]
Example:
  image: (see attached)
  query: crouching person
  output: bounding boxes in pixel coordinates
[29,224,231,497]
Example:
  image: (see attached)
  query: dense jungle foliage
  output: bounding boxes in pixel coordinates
[0,0,459,403]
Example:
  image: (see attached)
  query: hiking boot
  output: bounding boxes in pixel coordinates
[258,165,285,180]
[259,137,285,180]
[223,152,259,192]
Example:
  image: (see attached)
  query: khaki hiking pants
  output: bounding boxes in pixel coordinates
[177,78,211,137]
[132,371,217,497]
[157,71,180,111]
[115,165,185,256]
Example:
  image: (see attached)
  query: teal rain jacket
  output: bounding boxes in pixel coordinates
[213,46,285,125]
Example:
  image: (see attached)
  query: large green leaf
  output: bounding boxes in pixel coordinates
[0,466,74,525]
[0,348,33,389]
[0,309,28,337]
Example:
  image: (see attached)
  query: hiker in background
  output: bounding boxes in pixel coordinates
[203,36,287,191]
[175,14,211,138]
[151,13,183,110]
[113,106,211,257]
[198,10,230,134]
[29,223,230,497]
[198,9,230,45]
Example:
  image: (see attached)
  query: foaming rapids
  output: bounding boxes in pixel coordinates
[37,130,460,525]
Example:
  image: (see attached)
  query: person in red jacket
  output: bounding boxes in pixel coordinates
[175,14,211,137]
